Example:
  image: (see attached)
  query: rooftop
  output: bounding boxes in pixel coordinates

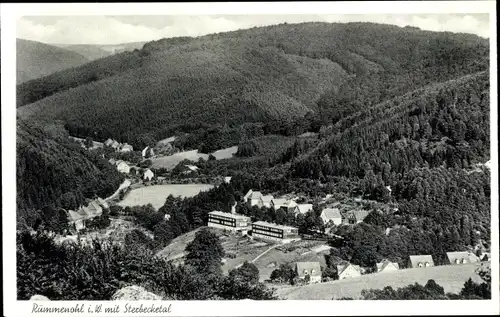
[209,210,250,220]
[252,221,297,230]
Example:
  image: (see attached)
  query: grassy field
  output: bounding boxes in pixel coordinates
[155,227,330,278]
[150,146,238,169]
[275,262,488,300]
[117,184,214,209]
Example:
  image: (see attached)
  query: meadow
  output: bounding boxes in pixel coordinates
[117,184,214,210]
[150,146,238,169]
[275,262,487,300]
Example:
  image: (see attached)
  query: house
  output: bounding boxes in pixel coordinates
[104,138,114,147]
[143,169,154,181]
[67,210,86,231]
[115,160,130,174]
[446,251,480,265]
[286,200,298,212]
[110,140,121,149]
[81,200,103,218]
[246,191,263,207]
[186,165,199,171]
[408,255,435,268]
[259,195,274,208]
[224,176,232,184]
[208,211,251,234]
[480,252,491,262]
[342,209,370,224]
[295,262,322,284]
[270,198,289,210]
[243,189,254,202]
[142,146,155,158]
[96,197,109,210]
[293,204,313,215]
[120,143,133,152]
[376,259,400,273]
[320,208,342,226]
[251,221,300,243]
[337,263,362,279]
[108,158,117,166]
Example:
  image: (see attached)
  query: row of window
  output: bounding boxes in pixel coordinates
[252,225,285,234]
[208,218,236,227]
[253,229,284,239]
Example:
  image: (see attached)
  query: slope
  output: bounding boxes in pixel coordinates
[16,38,90,84]
[16,119,125,227]
[16,22,489,149]
[53,41,147,61]
[276,263,485,300]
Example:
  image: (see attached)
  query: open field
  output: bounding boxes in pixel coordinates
[276,262,488,300]
[117,184,214,209]
[150,146,238,169]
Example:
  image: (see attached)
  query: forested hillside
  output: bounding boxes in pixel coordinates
[17,22,489,150]
[16,119,124,229]
[16,39,89,84]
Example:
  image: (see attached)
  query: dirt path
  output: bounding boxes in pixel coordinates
[251,244,280,264]
[105,179,132,202]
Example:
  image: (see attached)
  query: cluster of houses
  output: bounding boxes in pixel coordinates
[243,189,370,227]
[291,250,490,285]
[66,197,109,231]
[108,158,154,181]
[104,138,134,153]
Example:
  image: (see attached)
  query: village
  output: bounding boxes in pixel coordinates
[62,133,493,290]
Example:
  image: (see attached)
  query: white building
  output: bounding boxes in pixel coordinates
[376,259,400,273]
[320,208,342,226]
[293,204,314,215]
[143,169,154,181]
[295,262,322,284]
[208,211,251,234]
[251,221,300,243]
[115,160,130,174]
[337,263,362,279]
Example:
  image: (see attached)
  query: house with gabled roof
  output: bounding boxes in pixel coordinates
[143,168,154,181]
[110,140,121,149]
[337,263,362,279]
[115,160,130,174]
[320,208,342,226]
[293,204,313,215]
[246,191,263,207]
[104,138,114,147]
[376,259,400,273]
[120,143,133,153]
[271,198,289,210]
[260,195,274,208]
[67,210,86,231]
[446,251,480,265]
[295,262,322,284]
[479,252,491,262]
[342,209,370,224]
[408,255,435,268]
[142,146,155,158]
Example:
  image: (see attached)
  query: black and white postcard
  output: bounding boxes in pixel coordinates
[1,1,498,316]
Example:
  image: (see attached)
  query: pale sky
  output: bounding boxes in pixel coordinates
[17,14,490,45]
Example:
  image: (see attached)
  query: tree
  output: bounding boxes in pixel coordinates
[228,261,260,284]
[185,228,225,275]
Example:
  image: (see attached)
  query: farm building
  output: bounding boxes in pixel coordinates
[293,204,313,215]
[408,255,435,268]
[337,263,362,280]
[341,209,370,224]
[251,221,299,243]
[259,195,274,208]
[207,211,251,234]
[295,262,322,284]
[320,208,342,226]
[115,160,130,174]
[446,251,480,265]
[376,259,400,273]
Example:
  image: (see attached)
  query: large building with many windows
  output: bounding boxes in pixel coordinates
[251,221,300,243]
[207,211,251,234]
